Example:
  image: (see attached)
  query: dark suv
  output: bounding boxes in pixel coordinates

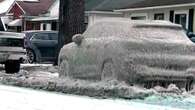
[23,31,58,63]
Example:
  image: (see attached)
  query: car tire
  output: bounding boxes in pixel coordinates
[5,60,20,74]
[59,60,70,78]
[101,60,116,81]
[27,49,36,64]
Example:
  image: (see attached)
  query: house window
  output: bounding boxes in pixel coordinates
[131,16,146,20]
[154,13,164,20]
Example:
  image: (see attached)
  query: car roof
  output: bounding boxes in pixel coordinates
[93,18,182,29]
[0,31,24,39]
[84,18,190,44]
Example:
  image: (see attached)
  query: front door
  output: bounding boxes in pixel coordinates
[175,14,187,29]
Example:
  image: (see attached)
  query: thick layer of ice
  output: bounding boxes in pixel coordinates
[59,18,195,88]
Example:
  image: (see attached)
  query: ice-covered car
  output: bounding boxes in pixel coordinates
[0,32,26,73]
[58,18,195,90]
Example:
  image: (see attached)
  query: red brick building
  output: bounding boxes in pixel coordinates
[6,0,54,32]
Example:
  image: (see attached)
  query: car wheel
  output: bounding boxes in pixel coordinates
[101,60,116,81]
[5,61,20,74]
[59,60,70,78]
[27,49,35,64]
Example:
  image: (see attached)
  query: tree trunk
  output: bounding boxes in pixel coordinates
[55,0,85,65]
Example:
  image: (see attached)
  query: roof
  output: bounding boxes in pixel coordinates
[16,0,55,16]
[85,18,189,44]
[121,0,195,9]
[95,18,182,28]
[0,0,15,15]
[85,0,144,11]
[0,12,6,16]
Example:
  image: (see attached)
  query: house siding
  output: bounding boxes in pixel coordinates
[8,3,24,19]
[87,12,122,26]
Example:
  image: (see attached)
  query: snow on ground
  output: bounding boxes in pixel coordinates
[0,84,189,110]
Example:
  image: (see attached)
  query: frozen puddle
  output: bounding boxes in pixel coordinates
[0,85,194,110]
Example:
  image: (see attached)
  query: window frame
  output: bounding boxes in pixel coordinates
[154,13,165,20]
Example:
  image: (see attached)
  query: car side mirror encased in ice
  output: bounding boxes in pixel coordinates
[188,32,195,38]
[72,34,84,45]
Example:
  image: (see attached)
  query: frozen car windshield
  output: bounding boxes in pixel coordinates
[84,21,191,44]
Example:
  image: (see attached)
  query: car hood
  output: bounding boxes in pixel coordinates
[0,47,26,53]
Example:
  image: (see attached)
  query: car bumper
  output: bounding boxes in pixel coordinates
[134,66,194,90]
[0,53,9,63]
[8,54,27,61]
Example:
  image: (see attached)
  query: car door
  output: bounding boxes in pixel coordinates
[31,32,58,61]
[72,38,100,79]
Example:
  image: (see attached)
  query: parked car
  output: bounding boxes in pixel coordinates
[0,32,26,73]
[23,30,58,63]
[58,18,195,90]
[184,29,195,42]
[187,32,195,42]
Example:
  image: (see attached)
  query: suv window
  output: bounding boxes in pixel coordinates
[32,33,50,40]
[49,33,58,40]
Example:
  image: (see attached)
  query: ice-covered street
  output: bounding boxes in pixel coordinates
[0,84,191,110]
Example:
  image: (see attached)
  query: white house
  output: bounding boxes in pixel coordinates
[85,0,143,26]
[114,0,195,32]
[30,0,59,31]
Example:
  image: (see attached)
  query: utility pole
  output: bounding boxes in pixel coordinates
[55,0,85,65]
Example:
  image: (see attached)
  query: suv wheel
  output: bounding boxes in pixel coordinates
[5,60,20,74]
[27,49,35,63]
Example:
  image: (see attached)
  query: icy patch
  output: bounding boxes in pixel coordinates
[0,84,186,110]
[133,95,195,110]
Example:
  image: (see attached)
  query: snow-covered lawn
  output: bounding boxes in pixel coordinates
[0,84,190,110]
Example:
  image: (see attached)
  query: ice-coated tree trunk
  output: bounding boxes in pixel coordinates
[55,0,85,64]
